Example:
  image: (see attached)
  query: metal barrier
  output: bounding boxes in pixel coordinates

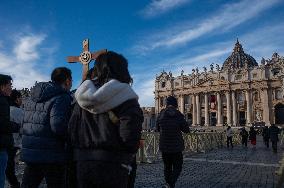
[276,131,284,188]
[137,132,241,163]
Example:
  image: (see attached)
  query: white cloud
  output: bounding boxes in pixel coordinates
[133,76,156,107]
[135,0,280,53]
[13,35,46,62]
[134,21,284,107]
[0,34,51,89]
[239,24,284,62]
[140,0,191,18]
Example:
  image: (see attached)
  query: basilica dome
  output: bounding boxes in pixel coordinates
[223,40,258,70]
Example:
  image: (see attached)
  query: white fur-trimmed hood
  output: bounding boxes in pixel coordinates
[75,79,138,114]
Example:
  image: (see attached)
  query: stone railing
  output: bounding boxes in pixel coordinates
[137,132,241,163]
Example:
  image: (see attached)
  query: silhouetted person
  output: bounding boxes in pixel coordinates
[269,124,280,153]
[249,127,257,149]
[0,74,19,188]
[226,126,233,148]
[262,126,270,148]
[156,96,189,188]
[239,127,248,147]
[21,67,73,188]
[5,89,23,188]
[68,51,143,188]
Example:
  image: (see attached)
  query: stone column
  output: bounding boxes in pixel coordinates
[231,91,237,126]
[226,91,232,126]
[204,93,209,126]
[261,88,271,126]
[196,94,201,126]
[155,97,159,114]
[180,95,184,114]
[217,92,223,126]
[192,95,197,126]
[245,90,252,126]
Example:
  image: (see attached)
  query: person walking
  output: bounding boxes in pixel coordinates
[156,96,189,188]
[226,126,233,148]
[262,126,270,148]
[68,51,143,188]
[239,127,248,147]
[269,124,280,153]
[0,74,20,188]
[21,67,73,188]
[5,89,23,188]
[249,126,257,149]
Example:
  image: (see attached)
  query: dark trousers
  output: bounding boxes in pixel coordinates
[272,141,278,153]
[66,161,77,188]
[162,152,183,188]
[241,138,247,147]
[264,138,269,148]
[5,148,20,188]
[127,157,137,188]
[21,163,65,188]
[76,161,129,188]
[227,136,233,148]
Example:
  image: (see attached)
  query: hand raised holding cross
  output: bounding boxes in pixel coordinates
[66,39,107,81]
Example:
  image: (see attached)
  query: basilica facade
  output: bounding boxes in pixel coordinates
[154,40,284,126]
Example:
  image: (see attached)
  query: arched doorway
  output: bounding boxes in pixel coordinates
[210,112,217,126]
[239,111,246,126]
[186,113,192,125]
[275,103,284,124]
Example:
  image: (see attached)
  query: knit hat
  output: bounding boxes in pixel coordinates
[166,96,178,107]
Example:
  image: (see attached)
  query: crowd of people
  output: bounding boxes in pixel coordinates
[0,51,190,188]
[0,51,149,188]
[0,51,283,188]
[227,124,281,152]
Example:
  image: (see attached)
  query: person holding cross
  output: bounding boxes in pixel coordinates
[68,51,143,188]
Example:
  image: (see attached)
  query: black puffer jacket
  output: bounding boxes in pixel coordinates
[0,94,20,150]
[21,82,72,163]
[157,107,189,153]
[68,99,143,164]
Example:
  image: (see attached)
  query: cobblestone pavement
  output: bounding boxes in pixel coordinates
[5,136,284,188]
[135,137,284,188]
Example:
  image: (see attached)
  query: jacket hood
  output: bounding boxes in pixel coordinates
[31,82,67,103]
[164,107,180,117]
[75,79,138,114]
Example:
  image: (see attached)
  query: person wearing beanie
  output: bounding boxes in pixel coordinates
[156,96,189,188]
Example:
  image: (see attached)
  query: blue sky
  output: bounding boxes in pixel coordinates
[0,0,284,106]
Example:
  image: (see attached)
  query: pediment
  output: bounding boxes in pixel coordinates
[197,77,229,87]
[156,71,170,81]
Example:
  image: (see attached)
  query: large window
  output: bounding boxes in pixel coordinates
[175,82,180,87]
[184,95,190,104]
[275,89,283,100]
[272,68,281,76]
[238,92,245,105]
[253,91,259,101]
[160,97,164,107]
[235,75,242,80]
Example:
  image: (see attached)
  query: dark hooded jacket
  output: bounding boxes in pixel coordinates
[0,93,20,150]
[68,79,143,164]
[269,125,280,142]
[157,106,189,153]
[21,82,72,163]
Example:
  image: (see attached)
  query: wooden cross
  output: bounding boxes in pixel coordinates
[66,39,107,81]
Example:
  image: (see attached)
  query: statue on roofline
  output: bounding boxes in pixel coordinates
[210,63,214,72]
